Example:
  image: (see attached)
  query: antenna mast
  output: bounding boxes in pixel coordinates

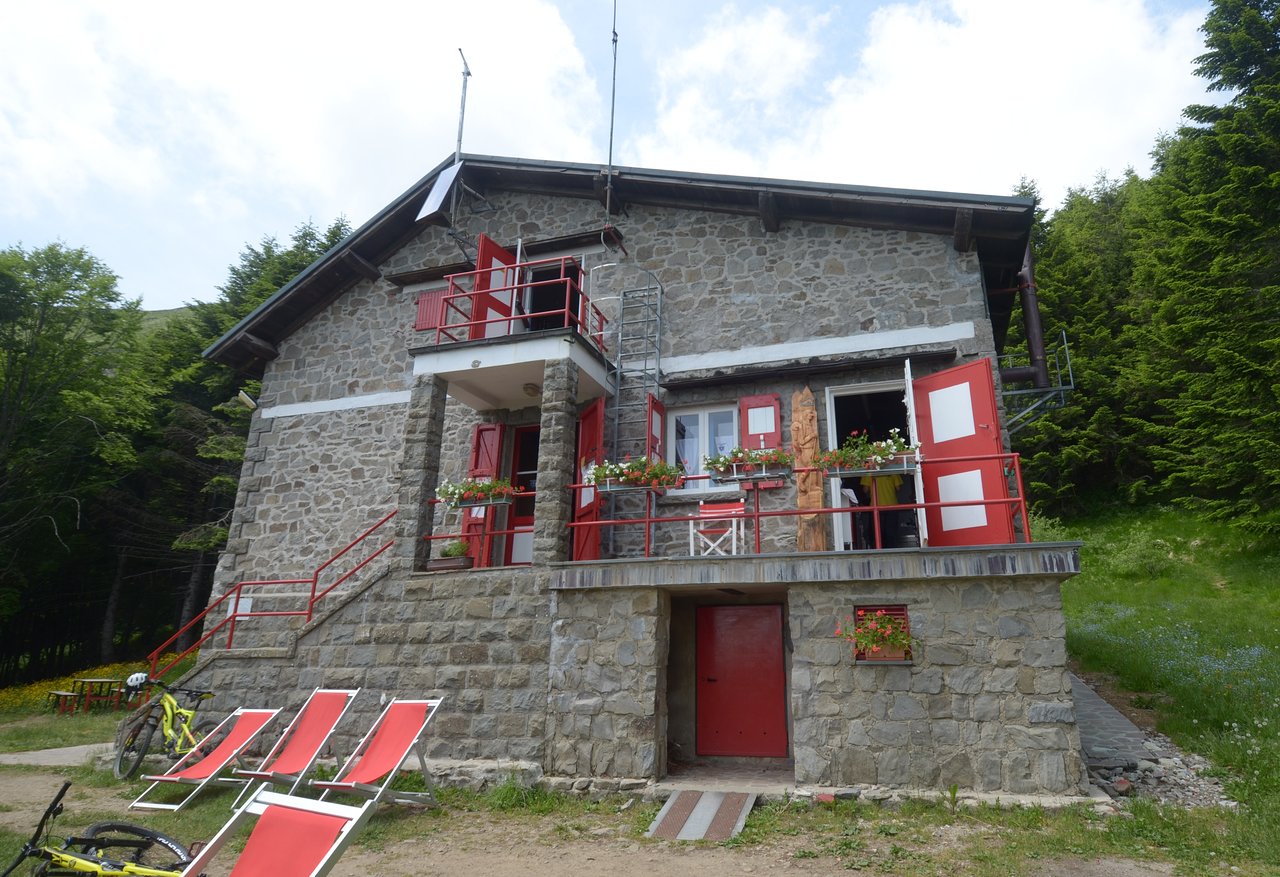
[455,49,472,164]
[605,1,618,216]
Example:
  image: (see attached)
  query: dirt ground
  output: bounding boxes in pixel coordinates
[0,767,1175,877]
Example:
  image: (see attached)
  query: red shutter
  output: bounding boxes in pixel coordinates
[646,394,666,460]
[739,393,782,450]
[463,423,505,566]
[414,289,446,331]
[911,358,1013,547]
[472,234,518,340]
[573,398,606,561]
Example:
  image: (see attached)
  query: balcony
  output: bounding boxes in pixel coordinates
[423,453,1045,576]
[407,255,613,411]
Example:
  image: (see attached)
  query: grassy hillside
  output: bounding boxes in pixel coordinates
[1051,507,1280,862]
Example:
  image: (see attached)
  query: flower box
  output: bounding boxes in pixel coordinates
[710,462,793,483]
[456,496,512,507]
[596,479,665,495]
[426,556,474,571]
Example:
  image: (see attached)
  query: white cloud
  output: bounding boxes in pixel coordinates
[627,0,1211,205]
[0,0,602,307]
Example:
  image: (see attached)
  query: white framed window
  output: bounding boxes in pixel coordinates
[669,405,738,485]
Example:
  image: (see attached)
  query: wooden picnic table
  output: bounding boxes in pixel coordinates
[73,677,123,711]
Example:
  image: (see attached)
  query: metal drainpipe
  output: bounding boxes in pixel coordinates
[999,243,1051,389]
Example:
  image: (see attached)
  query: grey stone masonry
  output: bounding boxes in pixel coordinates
[532,359,578,564]
[397,373,448,570]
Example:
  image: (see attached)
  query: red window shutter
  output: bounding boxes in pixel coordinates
[646,394,666,460]
[468,423,504,479]
[415,289,447,331]
[739,393,782,450]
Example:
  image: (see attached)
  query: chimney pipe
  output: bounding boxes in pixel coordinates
[1000,243,1051,389]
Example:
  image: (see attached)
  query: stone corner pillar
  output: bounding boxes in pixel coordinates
[394,372,449,571]
[533,358,580,564]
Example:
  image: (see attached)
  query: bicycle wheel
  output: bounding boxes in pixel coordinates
[113,714,156,780]
[188,718,220,757]
[50,822,191,872]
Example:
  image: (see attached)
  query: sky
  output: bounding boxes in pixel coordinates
[1,0,1215,311]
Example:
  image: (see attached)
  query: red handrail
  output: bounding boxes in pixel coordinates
[147,510,397,679]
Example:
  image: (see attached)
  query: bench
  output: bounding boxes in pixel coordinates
[47,690,79,715]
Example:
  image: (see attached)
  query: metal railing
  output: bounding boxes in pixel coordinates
[565,453,1032,558]
[430,255,608,353]
[147,510,398,679]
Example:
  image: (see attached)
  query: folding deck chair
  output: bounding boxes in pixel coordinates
[689,499,747,555]
[231,688,359,809]
[129,707,280,812]
[312,698,443,806]
[183,786,374,877]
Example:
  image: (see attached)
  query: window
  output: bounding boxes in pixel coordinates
[670,406,737,482]
[850,604,911,662]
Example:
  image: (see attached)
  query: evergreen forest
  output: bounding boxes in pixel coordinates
[0,0,1277,684]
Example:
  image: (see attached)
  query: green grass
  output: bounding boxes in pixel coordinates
[1056,506,1280,865]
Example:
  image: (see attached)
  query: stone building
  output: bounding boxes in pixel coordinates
[190,155,1085,797]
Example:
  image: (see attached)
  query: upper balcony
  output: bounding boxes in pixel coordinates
[406,245,613,411]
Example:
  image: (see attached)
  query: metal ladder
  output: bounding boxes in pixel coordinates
[604,271,663,460]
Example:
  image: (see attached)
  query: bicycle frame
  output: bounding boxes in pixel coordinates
[1,782,183,877]
[156,692,202,757]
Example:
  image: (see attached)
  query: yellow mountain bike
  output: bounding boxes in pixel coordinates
[1,781,191,876]
[112,675,216,780]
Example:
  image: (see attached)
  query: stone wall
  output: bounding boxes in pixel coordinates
[789,577,1086,795]
[190,566,553,768]
[545,587,667,779]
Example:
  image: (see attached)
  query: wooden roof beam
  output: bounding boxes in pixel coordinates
[341,249,382,281]
[953,208,974,252]
[758,191,781,233]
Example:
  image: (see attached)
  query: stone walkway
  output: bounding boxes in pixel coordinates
[1070,674,1160,770]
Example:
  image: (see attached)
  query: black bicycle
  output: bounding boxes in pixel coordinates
[1,781,192,876]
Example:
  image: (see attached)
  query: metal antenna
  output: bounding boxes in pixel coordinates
[605,1,618,217]
[455,49,471,164]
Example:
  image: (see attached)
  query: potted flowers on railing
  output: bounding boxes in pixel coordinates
[586,456,686,492]
[836,607,913,662]
[436,477,522,508]
[818,428,917,475]
[705,447,795,483]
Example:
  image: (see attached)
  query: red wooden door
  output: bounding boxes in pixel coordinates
[572,397,605,561]
[646,393,666,460]
[695,605,788,757]
[504,426,538,565]
[472,234,518,340]
[911,358,1014,546]
[462,423,504,566]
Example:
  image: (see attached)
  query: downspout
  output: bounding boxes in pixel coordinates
[998,243,1050,389]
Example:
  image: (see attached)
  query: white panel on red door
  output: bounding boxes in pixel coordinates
[938,469,987,531]
[928,383,977,443]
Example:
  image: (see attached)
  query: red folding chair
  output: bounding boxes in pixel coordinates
[312,698,443,807]
[689,500,746,555]
[129,707,280,812]
[183,787,374,877]
[231,688,359,809]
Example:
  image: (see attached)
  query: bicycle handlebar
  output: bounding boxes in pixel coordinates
[1,780,72,877]
[130,677,214,702]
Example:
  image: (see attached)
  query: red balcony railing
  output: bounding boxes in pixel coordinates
[428,255,608,354]
[565,452,1032,558]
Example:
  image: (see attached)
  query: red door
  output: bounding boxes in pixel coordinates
[504,426,538,565]
[472,234,518,340]
[911,358,1014,546]
[462,423,504,566]
[572,398,605,561]
[695,605,788,757]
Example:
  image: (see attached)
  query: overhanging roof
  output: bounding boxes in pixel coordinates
[205,155,1035,375]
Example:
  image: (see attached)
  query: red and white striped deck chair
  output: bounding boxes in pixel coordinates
[689,500,746,556]
[231,688,359,809]
[183,787,374,877]
[130,707,280,812]
[312,698,443,807]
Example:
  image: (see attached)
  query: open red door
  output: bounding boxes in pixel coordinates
[472,234,519,340]
[462,423,504,566]
[646,394,665,460]
[572,398,605,561]
[911,358,1014,546]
